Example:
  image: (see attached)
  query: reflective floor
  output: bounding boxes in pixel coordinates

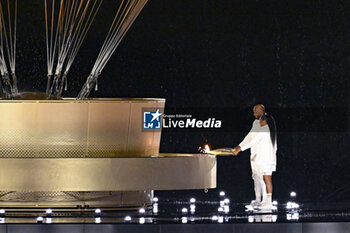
[0,192,349,224]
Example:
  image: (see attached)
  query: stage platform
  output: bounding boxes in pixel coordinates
[0,197,348,233]
[0,222,349,233]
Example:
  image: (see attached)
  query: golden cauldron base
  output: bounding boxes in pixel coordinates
[0,97,216,207]
[0,154,216,207]
[0,191,153,208]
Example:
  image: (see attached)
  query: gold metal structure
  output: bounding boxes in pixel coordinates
[0,98,217,207]
[0,98,165,158]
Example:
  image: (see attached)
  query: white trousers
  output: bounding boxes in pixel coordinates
[251,159,266,203]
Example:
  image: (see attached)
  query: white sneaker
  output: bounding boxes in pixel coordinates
[245,200,261,209]
[258,202,273,211]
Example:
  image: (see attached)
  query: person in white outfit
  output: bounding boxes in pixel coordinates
[233,105,277,210]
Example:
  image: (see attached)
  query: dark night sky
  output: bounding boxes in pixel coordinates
[11,1,350,202]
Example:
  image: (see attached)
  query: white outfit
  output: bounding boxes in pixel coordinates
[240,123,277,174]
[239,119,277,210]
[238,120,266,203]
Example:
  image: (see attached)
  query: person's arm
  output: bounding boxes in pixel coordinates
[240,128,264,151]
[233,122,259,155]
[239,130,257,152]
[234,121,258,152]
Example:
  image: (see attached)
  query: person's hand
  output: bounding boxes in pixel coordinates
[232,146,241,156]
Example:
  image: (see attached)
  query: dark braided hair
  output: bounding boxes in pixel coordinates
[261,114,277,147]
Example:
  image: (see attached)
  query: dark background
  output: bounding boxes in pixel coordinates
[12,1,350,202]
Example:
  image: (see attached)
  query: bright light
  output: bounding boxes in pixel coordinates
[220,201,225,207]
[248,216,254,223]
[95,217,101,224]
[286,213,292,220]
[190,198,196,203]
[153,204,158,214]
[0,218,4,224]
[0,210,5,214]
[139,208,145,214]
[292,213,299,220]
[181,217,188,224]
[190,204,196,213]
[272,206,278,211]
[211,215,218,221]
[272,215,277,222]
[95,209,101,214]
[46,209,52,214]
[125,216,132,221]
[224,205,230,213]
[218,207,224,212]
[272,200,278,205]
[287,201,299,209]
[139,217,145,224]
[46,218,52,224]
[152,197,159,202]
[219,191,225,196]
[204,144,210,152]
[37,216,44,223]
[224,198,230,204]
[218,216,224,223]
[181,208,188,213]
[290,191,296,197]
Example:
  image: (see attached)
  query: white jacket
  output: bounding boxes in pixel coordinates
[239,119,260,157]
[239,121,277,171]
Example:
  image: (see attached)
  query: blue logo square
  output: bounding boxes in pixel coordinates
[143,109,162,129]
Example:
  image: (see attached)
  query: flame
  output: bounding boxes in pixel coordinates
[204,144,210,153]
[198,144,211,153]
